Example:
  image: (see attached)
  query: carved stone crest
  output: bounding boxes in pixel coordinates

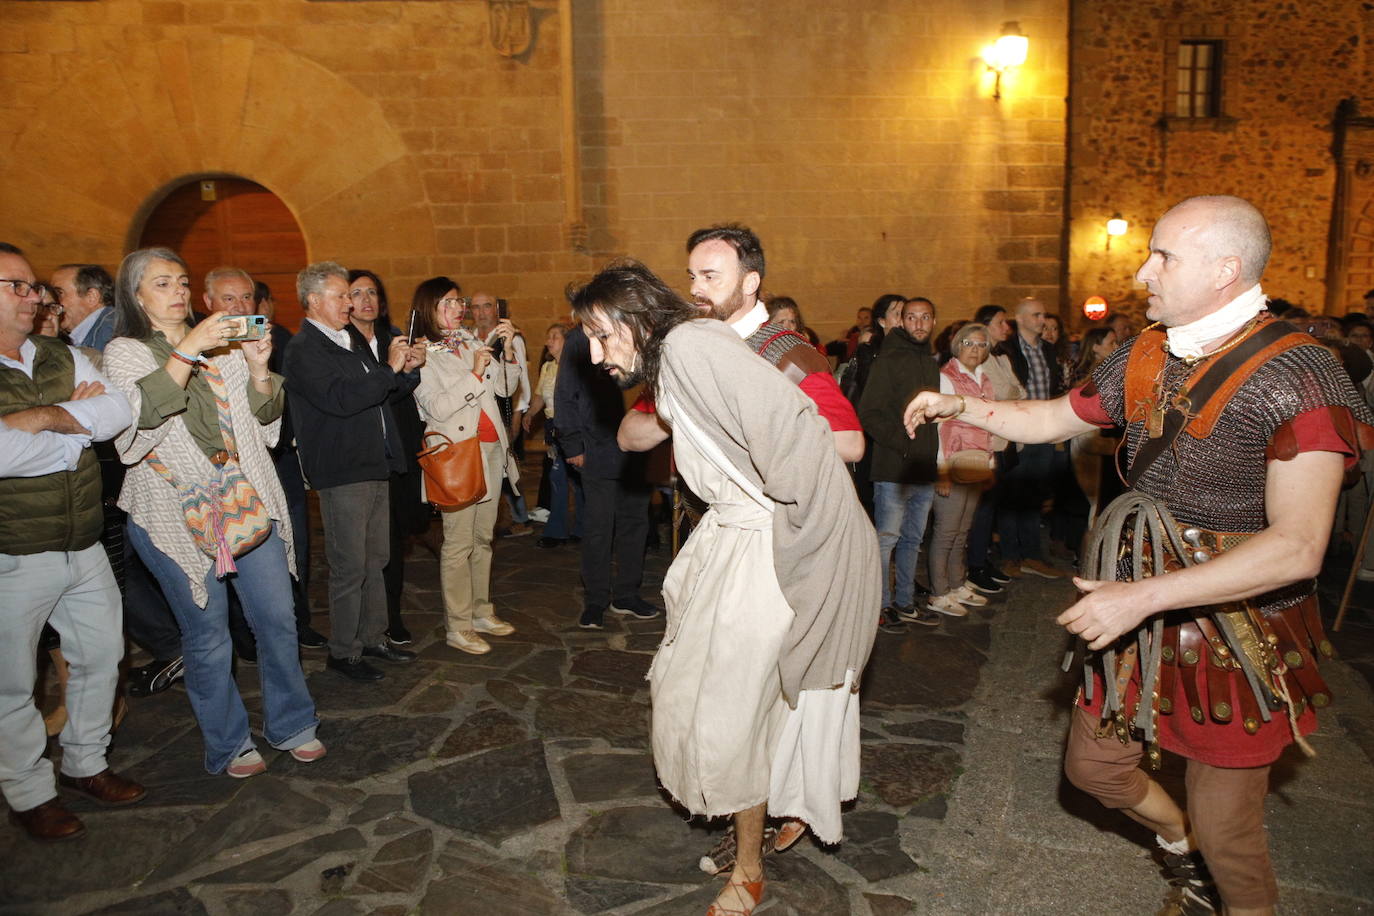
[489,0,532,58]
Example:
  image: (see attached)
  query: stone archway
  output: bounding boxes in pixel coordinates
[0,35,436,284]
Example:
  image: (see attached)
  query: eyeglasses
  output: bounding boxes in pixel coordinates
[42,302,64,315]
[439,296,471,309]
[348,288,379,300]
[0,279,41,298]
[960,340,990,349]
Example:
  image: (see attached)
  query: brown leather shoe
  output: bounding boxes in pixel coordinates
[9,798,86,842]
[57,768,147,806]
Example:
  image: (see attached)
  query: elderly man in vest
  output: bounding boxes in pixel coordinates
[0,243,144,842]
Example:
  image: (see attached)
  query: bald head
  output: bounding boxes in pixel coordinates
[1015,297,1046,342]
[1167,195,1271,286]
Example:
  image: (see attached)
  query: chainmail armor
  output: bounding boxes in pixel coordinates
[744,323,814,368]
[1092,333,1374,612]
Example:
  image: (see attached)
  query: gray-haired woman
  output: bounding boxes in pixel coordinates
[103,247,323,778]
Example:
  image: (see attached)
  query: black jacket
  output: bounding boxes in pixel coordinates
[857,328,940,483]
[553,324,642,480]
[1005,334,1066,399]
[345,322,425,472]
[283,321,411,489]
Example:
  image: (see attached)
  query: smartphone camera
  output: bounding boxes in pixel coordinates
[225,315,268,341]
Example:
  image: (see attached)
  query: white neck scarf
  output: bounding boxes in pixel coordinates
[1165,283,1266,360]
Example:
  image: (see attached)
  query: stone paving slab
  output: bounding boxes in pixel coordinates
[7,459,1374,915]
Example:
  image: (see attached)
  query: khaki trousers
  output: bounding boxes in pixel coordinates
[1063,706,1279,909]
[439,440,503,636]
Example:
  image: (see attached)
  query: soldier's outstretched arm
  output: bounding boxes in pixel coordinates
[904,390,1092,445]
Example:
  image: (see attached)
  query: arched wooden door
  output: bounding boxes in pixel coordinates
[138,178,308,329]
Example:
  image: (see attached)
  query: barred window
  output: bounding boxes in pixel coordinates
[1176,40,1223,119]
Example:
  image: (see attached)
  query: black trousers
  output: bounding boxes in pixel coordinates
[579,474,651,607]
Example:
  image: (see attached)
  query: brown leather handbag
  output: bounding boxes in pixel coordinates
[416,431,486,511]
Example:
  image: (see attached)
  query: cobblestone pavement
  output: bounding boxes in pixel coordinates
[4,462,1374,915]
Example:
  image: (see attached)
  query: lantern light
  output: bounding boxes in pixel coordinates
[1106,214,1128,237]
[1083,296,1108,321]
[984,22,1028,101]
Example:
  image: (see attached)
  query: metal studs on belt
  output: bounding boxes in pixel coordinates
[1283,650,1303,668]
[1190,706,1204,723]
[1319,639,1334,657]
[1192,549,1211,564]
[1312,692,1330,708]
[1159,697,1174,713]
[1213,701,1232,719]
[1182,648,1199,665]
[1243,717,1260,734]
[1182,527,1202,546]
[1162,646,1175,662]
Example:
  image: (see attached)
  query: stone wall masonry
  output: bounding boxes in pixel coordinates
[1067,0,1373,328]
[576,0,1070,339]
[1,0,1070,350]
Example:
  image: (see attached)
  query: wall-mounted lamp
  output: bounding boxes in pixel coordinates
[984,22,1029,101]
[1105,213,1128,249]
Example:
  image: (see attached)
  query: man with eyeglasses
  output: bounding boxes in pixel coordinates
[49,265,116,352]
[0,242,147,842]
[858,297,943,630]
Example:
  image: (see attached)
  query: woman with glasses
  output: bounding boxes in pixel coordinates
[410,277,520,655]
[102,247,322,778]
[346,270,428,646]
[926,323,998,617]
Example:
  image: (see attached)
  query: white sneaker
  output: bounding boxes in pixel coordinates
[1357,568,1374,582]
[446,630,491,655]
[927,593,968,617]
[528,507,551,523]
[955,585,989,607]
[472,615,515,636]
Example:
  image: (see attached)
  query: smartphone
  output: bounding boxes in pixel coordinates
[497,298,509,320]
[225,315,268,341]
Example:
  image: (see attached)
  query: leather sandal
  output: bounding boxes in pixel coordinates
[773,818,806,852]
[706,866,765,916]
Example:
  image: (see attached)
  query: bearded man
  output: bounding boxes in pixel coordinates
[572,260,879,916]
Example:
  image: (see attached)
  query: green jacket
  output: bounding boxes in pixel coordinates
[857,328,940,484]
[0,337,104,554]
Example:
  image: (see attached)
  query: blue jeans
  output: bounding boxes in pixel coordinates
[873,481,935,609]
[128,522,319,774]
[544,433,584,540]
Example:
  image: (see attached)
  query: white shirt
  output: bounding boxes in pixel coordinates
[728,302,769,339]
[0,339,132,475]
[69,307,109,349]
[307,318,355,353]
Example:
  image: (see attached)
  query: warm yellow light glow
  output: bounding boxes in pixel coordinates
[1106,215,1128,237]
[989,30,1029,71]
[1083,296,1108,320]
[984,22,1028,101]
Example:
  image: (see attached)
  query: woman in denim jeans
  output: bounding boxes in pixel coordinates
[525,323,583,547]
[103,248,323,778]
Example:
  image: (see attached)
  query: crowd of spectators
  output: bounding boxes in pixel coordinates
[5,226,1372,842]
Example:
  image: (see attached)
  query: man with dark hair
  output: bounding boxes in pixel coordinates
[859,297,942,629]
[906,195,1371,916]
[49,264,116,351]
[284,261,425,681]
[684,223,863,462]
[576,259,879,916]
[0,243,145,842]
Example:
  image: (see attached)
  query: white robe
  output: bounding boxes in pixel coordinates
[649,388,860,844]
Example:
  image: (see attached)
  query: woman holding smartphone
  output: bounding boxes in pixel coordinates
[103,247,322,779]
[410,277,520,655]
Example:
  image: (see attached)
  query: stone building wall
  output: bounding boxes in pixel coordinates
[0,0,1068,341]
[1067,0,1374,327]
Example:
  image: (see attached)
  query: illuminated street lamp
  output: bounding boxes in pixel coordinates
[984,22,1029,101]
